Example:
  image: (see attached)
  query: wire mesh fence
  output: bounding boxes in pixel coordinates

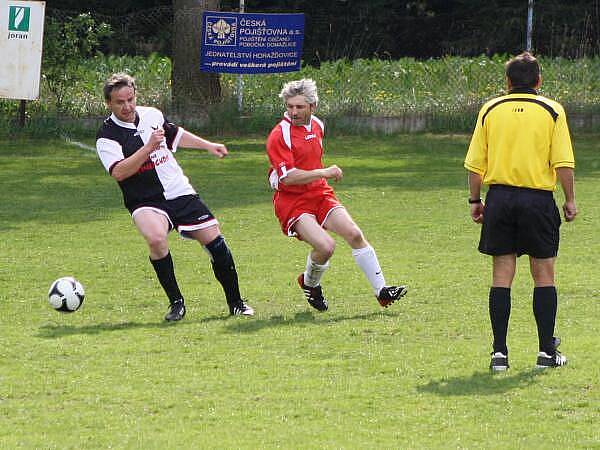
[47,1,600,61]
[1,4,598,134]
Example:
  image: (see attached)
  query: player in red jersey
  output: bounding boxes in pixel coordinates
[266,79,408,311]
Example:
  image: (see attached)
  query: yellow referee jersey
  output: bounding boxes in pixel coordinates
[464,89,575,191]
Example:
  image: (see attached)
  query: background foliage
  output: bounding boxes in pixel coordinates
[1,54,598,135]
[1,2,596,135]
[43,14,112,113]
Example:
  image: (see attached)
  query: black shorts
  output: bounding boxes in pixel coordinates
[128,194,218,237]
[479,185,561,258]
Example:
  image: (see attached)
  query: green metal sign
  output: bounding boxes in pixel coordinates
[8,6,31,32]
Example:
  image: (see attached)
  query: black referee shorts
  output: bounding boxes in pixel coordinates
[479,185,561,258]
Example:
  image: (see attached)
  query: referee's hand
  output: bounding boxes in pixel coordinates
[563,201,577,222]
[470,202,484,224]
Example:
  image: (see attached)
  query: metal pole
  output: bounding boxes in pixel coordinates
[18,100,26,128]
[236,0,245,113]
[526,0,534,52]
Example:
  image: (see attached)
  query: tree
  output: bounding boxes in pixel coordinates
[172,0,222,121]
[43,13,112,112]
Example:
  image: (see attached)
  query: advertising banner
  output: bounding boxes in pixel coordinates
[201,12,304,74]
[0,1,45,100]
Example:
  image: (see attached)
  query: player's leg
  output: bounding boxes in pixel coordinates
[480,186,517,370]
[187,224,253,316]
[133,208,185,321]
[530,256,565,367]
[519,190,565,368]
[293,215,334,311]
[134,208,171,259]
[492,254,516,287]
[323,207,407,306]
[489,254,516,366]
[530,257,556,354]
[295,214,335,279]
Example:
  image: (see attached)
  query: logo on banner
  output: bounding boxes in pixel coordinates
[9,6,30,31]
[205,15,237,46]
[8,5,31,39]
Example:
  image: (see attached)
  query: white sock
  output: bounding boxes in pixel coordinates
[352,245,385,295]
[304,253,329,287]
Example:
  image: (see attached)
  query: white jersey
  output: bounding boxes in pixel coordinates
[96,106,195,209]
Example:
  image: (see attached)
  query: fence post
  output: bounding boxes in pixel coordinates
[526,0,534,51]
[236,0,245,113]
[18,100,26,128]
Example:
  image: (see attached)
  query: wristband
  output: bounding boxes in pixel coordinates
[468,198,482,204]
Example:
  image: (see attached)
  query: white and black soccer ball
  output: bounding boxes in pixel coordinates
[48,277,85,313]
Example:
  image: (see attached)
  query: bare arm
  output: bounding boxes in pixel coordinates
[113,128,228,182]
[556,167,577,221]
[467,170,485,224]
[111,128,164,182]
[281,165,343,185]
[178,129,228,158]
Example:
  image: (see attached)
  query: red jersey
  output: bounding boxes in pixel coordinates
[266,114,328,194]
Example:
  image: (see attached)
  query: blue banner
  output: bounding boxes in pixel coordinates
[200,12,304,74]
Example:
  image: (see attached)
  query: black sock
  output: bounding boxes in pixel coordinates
[150,252,184,305]
[489,287,511,355]
[205,235,241,305]
[533,286,558,355]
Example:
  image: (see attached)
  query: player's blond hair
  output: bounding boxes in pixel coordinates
[103,73,136,101]
[279,79,318,106]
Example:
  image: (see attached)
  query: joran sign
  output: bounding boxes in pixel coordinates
[0,1,45,100]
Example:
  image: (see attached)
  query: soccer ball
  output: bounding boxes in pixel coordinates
[48,277,85,312]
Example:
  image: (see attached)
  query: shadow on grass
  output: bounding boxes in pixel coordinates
[417,369,543,396]
[35,314,228,338]
[35,310,395,338]
[225,310,399,333]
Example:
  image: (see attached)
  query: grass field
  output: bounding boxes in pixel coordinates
[0,133,598,449]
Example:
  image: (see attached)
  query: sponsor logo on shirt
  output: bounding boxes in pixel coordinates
[151,152,169,166]
[305,133,316,140]
[138,160,155,174]
[137,152,170,174]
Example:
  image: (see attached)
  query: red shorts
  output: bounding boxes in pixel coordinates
[273,187,343,237]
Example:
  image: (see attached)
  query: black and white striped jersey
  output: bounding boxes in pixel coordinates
[96,106,196,209]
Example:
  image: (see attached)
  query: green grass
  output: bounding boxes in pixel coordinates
[0,134,599,448]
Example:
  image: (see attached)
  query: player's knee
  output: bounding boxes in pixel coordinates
[532,272,554,286]
[345,226,365,248]
[145,233,168,254]
[317,237,336,259]
[205,235,233,266]
[530,258,555,285]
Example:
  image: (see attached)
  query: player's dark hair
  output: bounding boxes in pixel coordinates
[103,73,136,101]
[505,52,540,89]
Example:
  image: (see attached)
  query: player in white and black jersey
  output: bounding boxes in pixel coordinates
[96,73,254,321]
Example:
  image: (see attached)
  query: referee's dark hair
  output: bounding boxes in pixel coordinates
[505,52,540,89]
[103,73,136,101]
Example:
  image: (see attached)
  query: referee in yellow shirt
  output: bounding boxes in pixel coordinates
[464,52,577,372]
